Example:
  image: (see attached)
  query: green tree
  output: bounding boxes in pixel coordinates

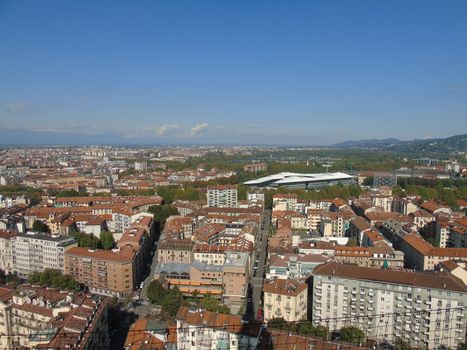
[147,280,168,304]
[161,287,183,317]
[71,232,100,249]
[394,339,412,350]
[296,320,315,335]
[267,317,289,330]
[340,326,365,345]
[148,205,179,231]
[346,237,358,247]
[313,325,329,339]
[100,231,115,250]
[32,220,49,233]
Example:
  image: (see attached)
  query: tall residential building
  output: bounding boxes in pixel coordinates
[312,261,467,349]
[207,185,238,208]
[65,246,136,297]
[222,251,250,307]
[12,232,77,277]
[0,229,17,274]
[262,277,308,322]
[176,306,262,350]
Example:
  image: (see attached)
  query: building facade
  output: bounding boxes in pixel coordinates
[207,185,238,208]
[312,261,467,349]
[262,277,308,322]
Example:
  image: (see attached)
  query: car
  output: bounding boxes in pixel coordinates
[247,297,252,303]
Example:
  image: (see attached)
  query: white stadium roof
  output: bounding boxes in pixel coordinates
[243,172,354,186]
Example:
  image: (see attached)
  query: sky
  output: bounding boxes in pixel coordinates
[0,0,466,145]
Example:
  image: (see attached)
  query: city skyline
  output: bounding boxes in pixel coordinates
[1,0,466,145]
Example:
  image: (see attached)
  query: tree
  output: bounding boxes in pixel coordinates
[147,280,167,304]
[148,205,179,231]
[340,326,365,345]
[199,295,230,314]
[267,317,289,330]
[313,325,329,339]
[32,220,49,233]
[30,269,78,291]
[394,339,412,350]
[100,231,115,250]
[346,237,358,247]
[71,232,100,249]
[296,320,315,335]
[161,287,183,317]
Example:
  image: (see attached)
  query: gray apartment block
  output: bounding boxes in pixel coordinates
[312,261,467,349]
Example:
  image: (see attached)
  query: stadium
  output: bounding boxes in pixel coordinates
[243,172,356,189]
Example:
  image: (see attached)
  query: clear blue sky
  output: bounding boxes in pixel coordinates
[0,0,466,145]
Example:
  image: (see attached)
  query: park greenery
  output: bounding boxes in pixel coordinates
[32,219,50,233]
[28,269,78,291]
[147,280,230,317]
[146,280,184,317]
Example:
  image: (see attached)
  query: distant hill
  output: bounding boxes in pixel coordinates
[331,138,404,148]
[330,134,466,155]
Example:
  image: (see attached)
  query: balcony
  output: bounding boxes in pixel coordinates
[425,300,432,305]
[314,291,322,296]
[415,299,421,304]
[368,292,374,297]
[351,290,357,295]
[368,299,374,304]
[407,298,412,302]
[316,285,322,290]
[351,297,356,302]
[368,307,374,311]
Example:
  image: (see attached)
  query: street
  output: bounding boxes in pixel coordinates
[244,208,271,320]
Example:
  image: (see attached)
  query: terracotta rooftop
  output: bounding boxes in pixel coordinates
[314,261,467,292]
[262,277,307,296]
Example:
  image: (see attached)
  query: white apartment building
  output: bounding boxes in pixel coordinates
[176,306,262,350]
[272,194,297,212]
[262,277,308,322]
[207,185,238,208]
[312,261,467,349]
[12,232,77,276]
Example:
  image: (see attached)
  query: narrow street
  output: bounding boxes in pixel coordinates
[245,208,271,320]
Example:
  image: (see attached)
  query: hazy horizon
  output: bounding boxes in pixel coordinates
[1,1,466,145]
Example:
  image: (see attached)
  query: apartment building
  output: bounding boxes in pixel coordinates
[157,239,194,264]
[207,185,238,208]
[262,277,308,322]
[272,194,297,212]
[194,244,227,265]
[223,252,249,306]
[393,197,418,215]
[333,245,404,269]
[13,232,77,277]
[319,213,344,237]
[243,162,267,172]
[65,246,136,297]
[401,234,467,270]
[312,261,467,349]
[0,229,17,274]
[0,285,108,350]
[176,306,262,350]
[436,218,467,248]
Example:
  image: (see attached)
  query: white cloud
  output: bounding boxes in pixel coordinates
[187,123,210,137]
[449,84,464,93]
[154,124,181,136]
[3,102,27,113]
[2,102,45,114]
